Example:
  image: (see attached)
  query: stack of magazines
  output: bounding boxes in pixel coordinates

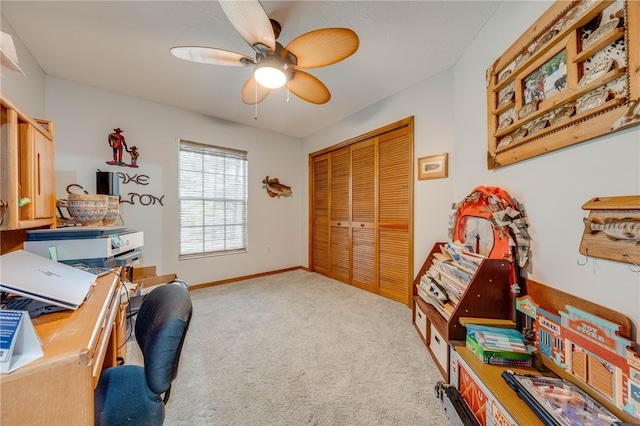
[416,242,484,319]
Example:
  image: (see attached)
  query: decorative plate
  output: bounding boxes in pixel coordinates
[497,91,515,108]
[515,52,531,68]
[498,68,512,83]
[532,29,559,53]
[519,100,538,119]
[578,58,614,88]
[528,119,548,135]
[497,116,513,131]
[550,103,575,126]
[559,4,582,29]
[513,127,528,142]
[496,135,513,149]
[582,18,620,50]
[576,90,610,115]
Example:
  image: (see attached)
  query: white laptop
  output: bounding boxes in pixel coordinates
[0,250,97,310]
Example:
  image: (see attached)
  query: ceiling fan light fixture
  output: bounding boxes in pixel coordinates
[254,59,287,89]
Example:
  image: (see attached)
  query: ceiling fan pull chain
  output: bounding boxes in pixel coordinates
[287,82,290,103]
[254,82,258,120]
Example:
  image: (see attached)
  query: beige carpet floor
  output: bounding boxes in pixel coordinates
[127,269,452,426]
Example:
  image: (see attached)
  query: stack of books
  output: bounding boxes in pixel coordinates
[466,324,532,366]
[416,242,484,319]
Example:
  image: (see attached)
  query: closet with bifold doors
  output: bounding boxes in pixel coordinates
[309,117,414,305]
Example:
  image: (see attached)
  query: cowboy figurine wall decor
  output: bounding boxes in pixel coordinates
[107,128,140,167]
[107,128,127,165]
[127,145,139,168]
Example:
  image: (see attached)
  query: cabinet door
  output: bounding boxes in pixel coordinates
[350,139,376,292]
[311,154,330,275]
[329,147,350,283]
[0,106,19,230]
[378,127,412,304]
[20,123,55,221]
[33,126,55,219]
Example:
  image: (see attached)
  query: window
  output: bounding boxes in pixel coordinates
[178,140,248,259]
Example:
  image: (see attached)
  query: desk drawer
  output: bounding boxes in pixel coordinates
[429,323,448,372]
[91,289,119,387]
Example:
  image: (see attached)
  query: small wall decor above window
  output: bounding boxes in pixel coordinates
[417,153,448,180]
[486,0,640,169]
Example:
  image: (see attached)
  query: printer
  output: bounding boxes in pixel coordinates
[24,226,143,268]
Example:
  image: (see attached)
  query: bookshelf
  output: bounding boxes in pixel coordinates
[412,242,511,380]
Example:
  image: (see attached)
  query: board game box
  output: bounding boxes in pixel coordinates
[501,370,622,426]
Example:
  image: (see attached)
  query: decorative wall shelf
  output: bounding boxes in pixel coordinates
[486,0,640,168]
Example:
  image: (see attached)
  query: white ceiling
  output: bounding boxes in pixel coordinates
[2,1,501,139]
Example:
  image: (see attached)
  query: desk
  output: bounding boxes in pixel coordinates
[0,273,121,425]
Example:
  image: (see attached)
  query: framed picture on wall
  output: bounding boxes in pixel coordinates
[418,153,448,180]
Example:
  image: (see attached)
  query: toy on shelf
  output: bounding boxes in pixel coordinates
[516,294,640,421]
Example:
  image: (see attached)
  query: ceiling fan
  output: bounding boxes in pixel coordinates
[170,0,359,105]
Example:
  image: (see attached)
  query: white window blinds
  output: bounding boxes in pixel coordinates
[178,140,248,259]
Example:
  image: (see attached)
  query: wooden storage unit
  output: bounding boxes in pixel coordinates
[309,117,414,305]
[412,242,511,380]
[446,279,638,426]
[0,91,56,235]
[449,343,551,426]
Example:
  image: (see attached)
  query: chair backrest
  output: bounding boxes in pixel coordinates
[135,282,192,397]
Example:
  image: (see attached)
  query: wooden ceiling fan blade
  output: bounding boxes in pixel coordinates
[219,0,275,55]
[170,46,254,66]
[242,76,271,104]
[287,70,331,104]
[284,28,359,69]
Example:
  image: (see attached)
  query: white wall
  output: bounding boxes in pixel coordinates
[3,15,305,285]
[44,77,303,284]
[0,15,46,118]
[302,1,640,343]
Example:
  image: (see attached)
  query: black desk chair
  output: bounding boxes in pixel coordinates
[95,281,193,425]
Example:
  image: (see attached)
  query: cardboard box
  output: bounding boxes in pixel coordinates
[126,265,157,282]
[137,273,177,295]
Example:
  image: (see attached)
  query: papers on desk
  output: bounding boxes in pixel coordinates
[0,310,43,373]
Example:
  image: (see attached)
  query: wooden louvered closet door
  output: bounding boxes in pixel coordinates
[309,117,413,305]
[350,139,377,293]
[329,147,351,284]
[378,128,412,304]
[311,154,330,275]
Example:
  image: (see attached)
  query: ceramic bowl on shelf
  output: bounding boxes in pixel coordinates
[102,195,120,226]
[67,193,108,226]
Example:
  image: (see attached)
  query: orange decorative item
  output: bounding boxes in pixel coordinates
[450,186,530,268]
